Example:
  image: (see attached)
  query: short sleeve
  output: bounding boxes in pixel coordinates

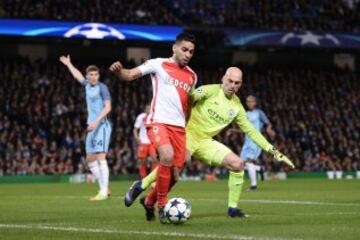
[99,83,111,101]
[259,110,270,124]
[82,80,89,86]
[138,59,157,76]
[134,114,143,128]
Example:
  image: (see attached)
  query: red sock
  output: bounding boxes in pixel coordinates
[139,164,147,179]
[157,163,171,208]
[145,184,157,207]
[146,179,177,207]
[151,163,158,171]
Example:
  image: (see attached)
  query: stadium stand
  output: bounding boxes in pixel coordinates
[1,58,358,175]
[0,0,180,25]
[166,0,360,31]
[0,0,359,31]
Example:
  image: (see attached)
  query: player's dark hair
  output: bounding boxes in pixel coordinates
[247,95,256,99]
[86,65,100,73]
[175,32,196,45]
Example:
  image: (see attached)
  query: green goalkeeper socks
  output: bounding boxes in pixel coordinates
[228,171,244,208]
[140,168,244,208]
[141,167,158,190]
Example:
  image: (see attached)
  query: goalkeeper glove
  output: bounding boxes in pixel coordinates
[269,147,295,169]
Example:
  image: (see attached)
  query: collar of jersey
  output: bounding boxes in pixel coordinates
[168,57,186,69]
[219,84,233,101]
[89,82,100,87]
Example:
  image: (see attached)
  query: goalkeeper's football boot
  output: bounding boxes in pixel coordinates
[89,193,108,201]
[124,180,143,207]
[158,207,168,224]
[140,196,155,221]
[227,207,248,218]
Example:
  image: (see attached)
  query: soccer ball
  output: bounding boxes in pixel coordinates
[64,23,125,40]
[164,197,191,224]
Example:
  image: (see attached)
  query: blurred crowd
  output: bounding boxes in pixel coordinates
[167,0,360,32]
[0,0,179,25]
[0,57,152,176]
[0,0,359,32]
[192,66,360,175]
[0,58,359,176]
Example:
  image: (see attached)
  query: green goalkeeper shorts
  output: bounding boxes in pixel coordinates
[186,130,232,166]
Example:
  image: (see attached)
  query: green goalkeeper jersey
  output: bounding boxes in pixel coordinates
[187,84,272,152]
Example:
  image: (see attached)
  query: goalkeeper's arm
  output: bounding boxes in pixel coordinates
[235,107,295,169]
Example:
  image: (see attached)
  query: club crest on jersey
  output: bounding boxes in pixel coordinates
[195,87,203,94]
[228,109,236,118]
[153,126,159,134]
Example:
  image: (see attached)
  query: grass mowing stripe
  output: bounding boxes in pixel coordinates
[0,224,300,240]
[4,195,359,207]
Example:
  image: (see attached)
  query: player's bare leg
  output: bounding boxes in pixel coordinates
[221,152,248,218]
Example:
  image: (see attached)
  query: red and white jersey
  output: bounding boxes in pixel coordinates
[138,58,197,127]
[134,112,151,144]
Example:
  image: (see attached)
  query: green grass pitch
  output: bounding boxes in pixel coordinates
[0,179,359,240]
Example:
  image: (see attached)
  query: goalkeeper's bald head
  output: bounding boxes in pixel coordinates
[222,67,243,97]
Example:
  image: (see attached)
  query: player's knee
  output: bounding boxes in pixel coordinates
[159,151,174,164]
[232,160,244,172]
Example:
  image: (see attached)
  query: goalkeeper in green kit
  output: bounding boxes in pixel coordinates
[124,67,295,219]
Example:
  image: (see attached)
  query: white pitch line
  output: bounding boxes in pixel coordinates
[0,224,299,240]
[239,199,360,207]
[192,198,360,207]
[293,212,360,216]
[3,196,360,207]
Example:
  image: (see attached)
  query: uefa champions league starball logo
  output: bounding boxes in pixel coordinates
[281,31,340,46]
[64,23,125,39]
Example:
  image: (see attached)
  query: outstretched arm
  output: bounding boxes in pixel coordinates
[109,61,143,81]
[235,106,295,169]
[59,55,85,84]
[227,123,275,138]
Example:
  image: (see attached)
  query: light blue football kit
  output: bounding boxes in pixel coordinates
[240,109,269,161]
[83,80,112,153]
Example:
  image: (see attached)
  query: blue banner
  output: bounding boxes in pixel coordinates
[226,30,360,49]
[0,19,183,41]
